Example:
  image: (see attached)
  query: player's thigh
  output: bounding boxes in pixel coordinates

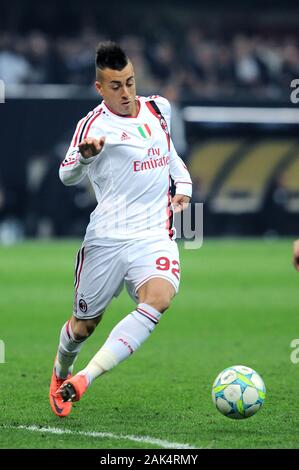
[125,238,180,303]
[73,244,128,319]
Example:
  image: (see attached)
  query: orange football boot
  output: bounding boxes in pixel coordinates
[49,360,73,418]
[58,373,89,403]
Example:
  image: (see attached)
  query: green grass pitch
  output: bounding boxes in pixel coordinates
[0,239,299,449]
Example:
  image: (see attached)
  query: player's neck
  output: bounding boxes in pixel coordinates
[129,98,139,117]
[104,98,140,118]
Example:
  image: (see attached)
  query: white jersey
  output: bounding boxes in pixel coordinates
[59,95,192,245]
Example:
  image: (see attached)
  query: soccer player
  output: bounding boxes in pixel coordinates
[49,41,192,417]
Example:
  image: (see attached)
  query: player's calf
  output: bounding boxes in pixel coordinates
[69,302,162,392]
[54,315,102,381]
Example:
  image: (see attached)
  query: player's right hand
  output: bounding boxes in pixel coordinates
[78,136,105,159]
[293,239,299,271]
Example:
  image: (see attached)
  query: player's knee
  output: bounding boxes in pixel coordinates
[71,316,102,341]
[145,293,173,313]
[138,279,176,314]
[72,324,93,341]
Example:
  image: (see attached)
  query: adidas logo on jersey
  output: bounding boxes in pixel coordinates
[121,132,130,141]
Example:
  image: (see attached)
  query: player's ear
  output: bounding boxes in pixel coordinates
[95,81,103,97]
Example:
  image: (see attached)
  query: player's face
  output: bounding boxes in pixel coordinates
[95,63,137,116]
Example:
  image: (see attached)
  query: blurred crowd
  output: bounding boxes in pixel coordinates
[1,27,299,101]
[1,6,299,241]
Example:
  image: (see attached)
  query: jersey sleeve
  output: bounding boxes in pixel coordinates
[153,96,193,198]
[153,95,172,130]
[59,110,104,186]
[169,140,193,198]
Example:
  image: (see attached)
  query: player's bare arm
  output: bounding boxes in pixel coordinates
[172,194,191,213]
[78,136,105,159]
[293,239,299,271]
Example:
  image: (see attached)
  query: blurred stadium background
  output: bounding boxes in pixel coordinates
[1,0,299,243]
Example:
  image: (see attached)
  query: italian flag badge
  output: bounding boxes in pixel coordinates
[137,124,151,139]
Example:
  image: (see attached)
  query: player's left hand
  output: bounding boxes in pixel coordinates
[172,194,191,213]
[293,239,299,271]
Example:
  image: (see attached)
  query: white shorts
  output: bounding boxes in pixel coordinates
[73,238,180,319]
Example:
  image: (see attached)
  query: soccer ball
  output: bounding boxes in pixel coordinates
[212,365,266,419]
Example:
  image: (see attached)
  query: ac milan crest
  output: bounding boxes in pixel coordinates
[160,116,169,135]
[79,298,88,313]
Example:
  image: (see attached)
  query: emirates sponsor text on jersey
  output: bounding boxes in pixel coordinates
[133,155,170,172]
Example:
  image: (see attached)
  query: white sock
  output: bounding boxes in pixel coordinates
[55,320,87,379]
[79,303,162,384]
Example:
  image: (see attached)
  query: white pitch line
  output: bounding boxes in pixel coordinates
[3,425,197,449]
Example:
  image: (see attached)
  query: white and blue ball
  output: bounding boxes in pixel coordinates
[212,365,266,419]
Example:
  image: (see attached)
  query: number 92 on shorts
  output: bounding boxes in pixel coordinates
[73,238,180,319]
